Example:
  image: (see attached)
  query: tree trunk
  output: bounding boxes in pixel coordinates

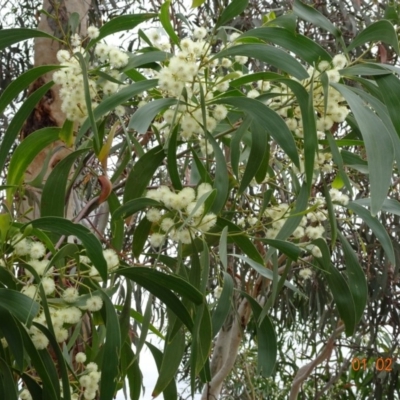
[17,0,90,222]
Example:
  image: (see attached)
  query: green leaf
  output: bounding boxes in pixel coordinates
[117,267,203,305]
[332,83,393,216]
[191,0,206,7]
[337,232,367,325]
[219,226,228,270]
[121,342,142,400]
[326,131,353,196]
[132,217,152,258]
[192,304,212,376]
[129,98,178,134]
[313,238,356,336]
[160,1,180,47]
[258,239,301,261]
[239,121,269,194]
[99,291,121,400]
[0,81,54,174]
[116,268,201,331]
[266,13,297,31]
[0,28,61,51]
[240,27,331,64]
[123,145,165,202]
[0,289,39,324]
[41,149,89,218]
[217,0,249,28]
[146,342,178,399]
[347,20,399,55]
[353,198,400,217]
[375,74,400,139]
[323,182,337,250]
[267,184,309,258]
[0,65,60,116]
[0,213,10,245]
[0,306,24,370]
[215,44,308,80]
[293,0,340,38]
[113,198,161,221]
[78,79,158,141]
[68,12,80,34]
[18,320,60,399]
[347,202,395,265]
[88,14,157,47]
[340,63,393,77]
[167,126,183,190]
[114,305,164,339]
[349,85,400,173]
[107,193,124,251]
[126,50,170,69]
[205,132,229,214]
[153,327,185,397]
[33,324,71,400]
[231,116,252,181]
[76,53,100,150]
[211,272,234,337]
[58,118,74,147]
[20,374,43,400]
[6,127,60,203]
[241,292,277,377]
[232,255,303,296]
[28,217,108,280]
[0,358,18,400]
[216,218,264,264]
[213,97,300,169]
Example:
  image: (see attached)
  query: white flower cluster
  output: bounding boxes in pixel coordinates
[27,293,104,352]
[151,29,254,151]
[329,188,350,205]
[299,267,313,280]
[29,306,82,349]
[6,232,118,356]
[257,55,350,178]
[78,361,101,400]
[19,360,101,400]
[263,199,327,243]
[80,249,119,280]
[146,183,217,246]
[53,31,128,124]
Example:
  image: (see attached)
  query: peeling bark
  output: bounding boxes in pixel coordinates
[18,0,90,222]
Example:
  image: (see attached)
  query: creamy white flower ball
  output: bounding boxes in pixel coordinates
[56,50,70,63]
[103,249,119,270]
[87,26,100,39]
[29,242,46,260]
[299,268,313,280]
[193,27,207,40]
[213,105,228,121]
[221,58,232,68]
[20,389,33,400]
[332,54,348,69]
[149,233,165,248]
[86,296,103,312]
[42,277,55,295]
[247,89,260,99]
[317,60,331,72]
[76,352,87,363]
[146,208,162,223]
[31,332,49,350]
[326,68,341,83]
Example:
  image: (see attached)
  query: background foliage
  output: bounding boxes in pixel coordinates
[1,0,400,399]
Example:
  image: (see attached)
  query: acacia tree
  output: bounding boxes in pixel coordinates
[1,0,400,399]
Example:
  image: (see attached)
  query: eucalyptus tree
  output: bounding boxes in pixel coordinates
[0,1,400,399]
